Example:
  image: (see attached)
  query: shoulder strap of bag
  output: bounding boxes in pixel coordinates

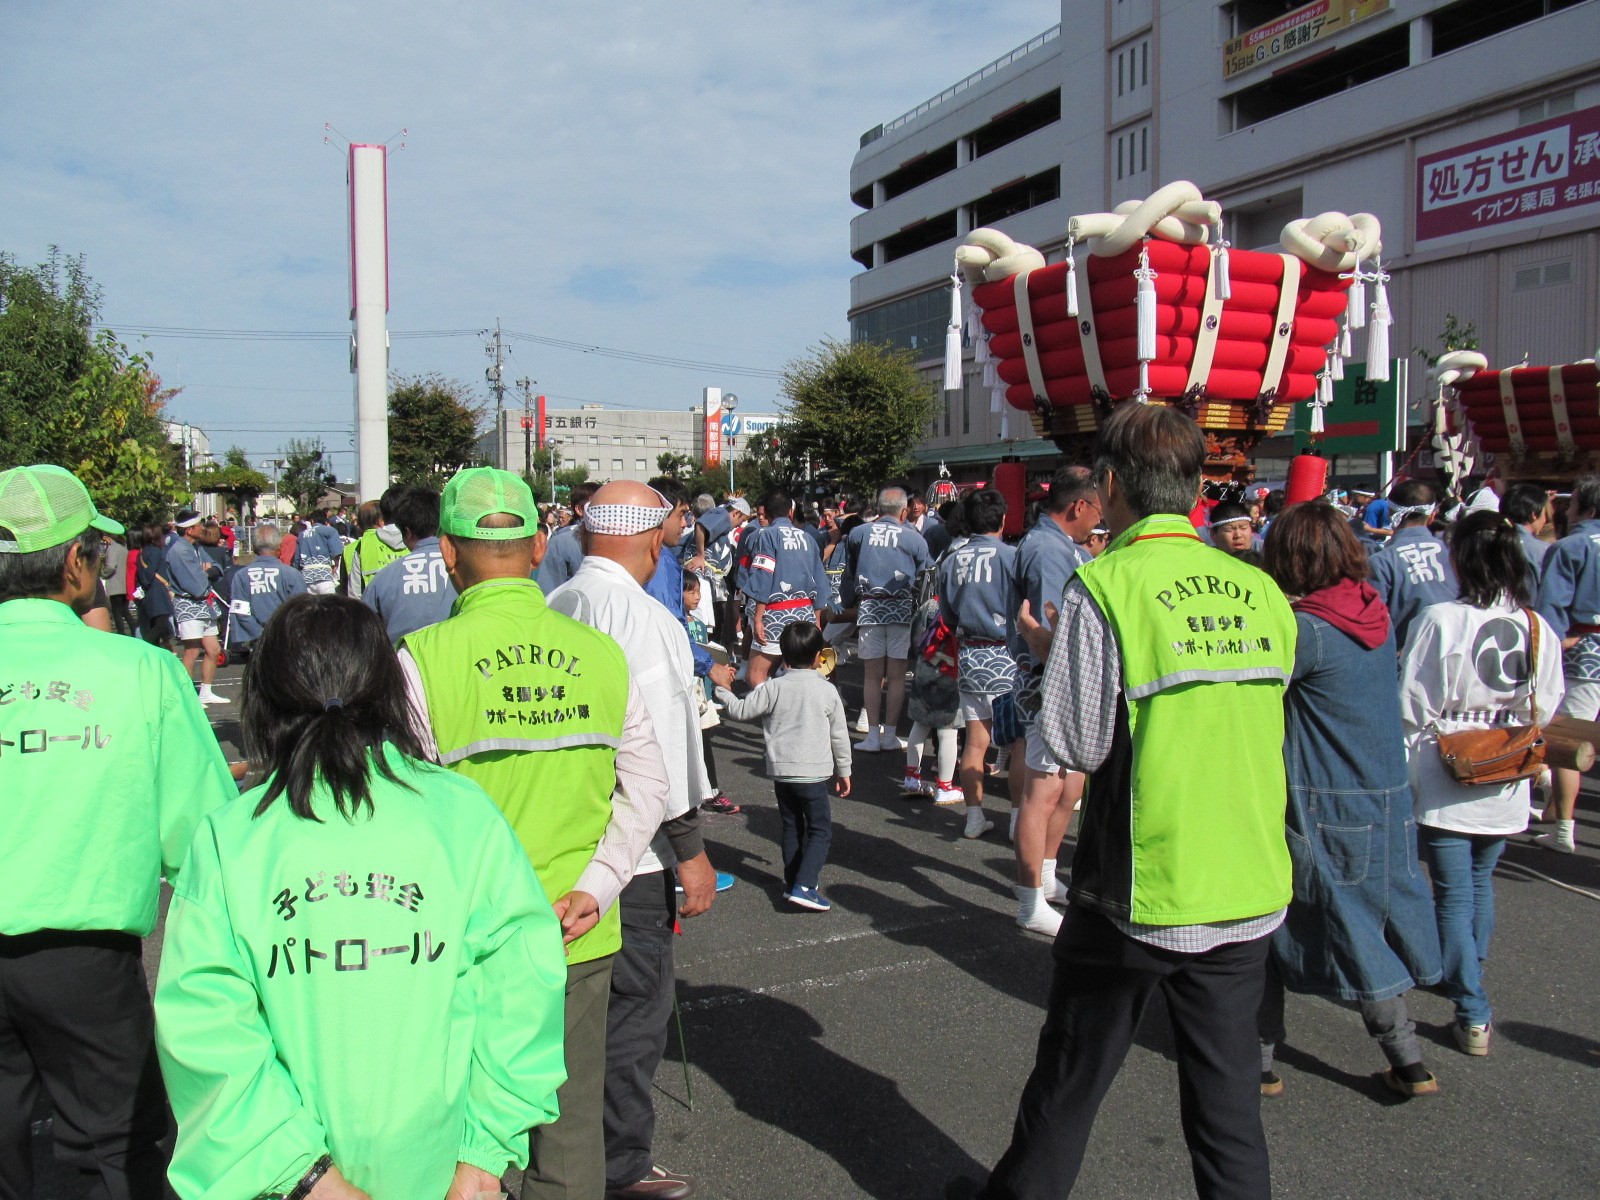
[1522,606,1540,727]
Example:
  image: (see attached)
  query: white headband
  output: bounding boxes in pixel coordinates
[1389,503,1433,528]
[175,515,203,529]
[584,490,671,536]
[1210,516,1251,529]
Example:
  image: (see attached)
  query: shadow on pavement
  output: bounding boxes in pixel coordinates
[674,982,989,1200]
[1496,1019,1600,1065]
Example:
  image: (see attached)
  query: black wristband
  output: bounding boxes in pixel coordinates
[287,1154,334,1200]
[662,809,705,862]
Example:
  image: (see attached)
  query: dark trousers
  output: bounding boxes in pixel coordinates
[982,908,1272,1200]
[701,728,720,793]
[523,952,613,1200]
[773,779,833,891]
[106,598,134,637]
[0,931,170,1200]
[603,872,677,1191]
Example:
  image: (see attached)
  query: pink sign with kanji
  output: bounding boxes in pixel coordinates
[1416,105,1600,242]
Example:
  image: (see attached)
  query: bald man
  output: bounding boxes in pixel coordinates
[545,481,716,1200]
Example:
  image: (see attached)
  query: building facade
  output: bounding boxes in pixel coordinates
[850,0,1600,484]
[482,403,709,485]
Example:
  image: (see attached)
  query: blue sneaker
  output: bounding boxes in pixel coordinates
[715,871,736,893]
[786,886,831,911]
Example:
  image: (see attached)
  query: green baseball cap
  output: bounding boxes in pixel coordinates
[0,464,125,554]
[439,467,540,540]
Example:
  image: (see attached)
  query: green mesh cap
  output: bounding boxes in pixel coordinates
[439,467,541,540]
[0,465,125,554]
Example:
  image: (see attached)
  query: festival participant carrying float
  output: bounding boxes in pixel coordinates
[943,181,1389,481]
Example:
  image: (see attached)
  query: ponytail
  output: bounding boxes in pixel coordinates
[1451,510,1531,609]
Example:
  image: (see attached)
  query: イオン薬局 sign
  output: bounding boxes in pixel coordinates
[1416,105,1600,242]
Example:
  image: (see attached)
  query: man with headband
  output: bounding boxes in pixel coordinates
[545,480,716,1200]
[1369,479,1458,651]
[399,468,678,1200]
[739,488,830,689]
[1207,501,1258,559]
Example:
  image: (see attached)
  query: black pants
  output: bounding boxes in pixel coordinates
[106,598,134,637]
[701,728,720,793]
[773,780,833,892]
[982,908,1272,1200]
[603,872,677,1191]
[0,931,170,1200]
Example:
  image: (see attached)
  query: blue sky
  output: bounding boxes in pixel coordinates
[2,1,1053,475]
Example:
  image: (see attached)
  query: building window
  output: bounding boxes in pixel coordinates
[970,167,1060,228]
[611,458,623,471]
[962,376,970,435]
[635,436,645,446]
[971,89,1061,158]
[851,284,951,358]
[1113,122,1150,181]
[587,459,600,472]
[881,209,959,264]
[660,435,670,445]
[1513,261,1573,290]
[1228,25,1409,129]
[635,458,648,471]
[589,435,599,444]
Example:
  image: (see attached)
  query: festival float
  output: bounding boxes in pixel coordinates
[1429,349,1600,485]
[944,181,1390,484]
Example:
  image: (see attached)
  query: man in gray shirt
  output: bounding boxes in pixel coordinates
[362,486,458,642]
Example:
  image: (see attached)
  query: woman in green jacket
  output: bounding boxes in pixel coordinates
[155,594,569,1200]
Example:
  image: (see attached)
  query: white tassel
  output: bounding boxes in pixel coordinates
[974,326,991,365]
[1331,350,1345,381]
[1367,264,1391,381]
[1311,401,1326,435]
[1135,246,1157,365]
[1346,276,1366,330]
[1215,240,1232,301]
[1000,408,1011,439]
[942,270,963,392]
[991,384,1007,414]
[1339,321,1352,359]
[982,360,997,389]
[1065,237,1080,319]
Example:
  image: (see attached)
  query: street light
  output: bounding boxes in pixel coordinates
[721,392,738,495]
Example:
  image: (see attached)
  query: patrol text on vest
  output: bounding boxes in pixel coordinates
[1155,574,1257,612]
[474,643,584,679]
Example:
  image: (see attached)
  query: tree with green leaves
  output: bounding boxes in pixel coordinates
[278,438,337,513]
[190,463,270,527]
[526,442,590,507]
[656,450,697,481]
[388,373,485,490]
[223,445,252,470]
[0,249,182,527]
[780,338,936,494]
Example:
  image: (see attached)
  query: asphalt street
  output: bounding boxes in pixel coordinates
[29,657,1600,1199]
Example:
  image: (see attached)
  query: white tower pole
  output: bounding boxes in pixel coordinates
[348,144,390,500]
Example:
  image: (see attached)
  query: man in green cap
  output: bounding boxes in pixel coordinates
[0,464,236,1200]
[399,467,685,1200]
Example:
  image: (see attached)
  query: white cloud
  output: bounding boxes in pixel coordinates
[2,0,1055,471]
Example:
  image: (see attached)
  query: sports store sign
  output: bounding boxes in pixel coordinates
[1417,105,1600,242]
[1223,0,1390,79]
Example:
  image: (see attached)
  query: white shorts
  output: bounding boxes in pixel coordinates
[177,619,219,642]
[1559,678,1600,719]
[1025,725,1067,776]
[958,691,994,723]
[858,623,911,660]
[306,580,337,596]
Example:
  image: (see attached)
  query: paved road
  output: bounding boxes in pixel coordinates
[30,659,1600,1199]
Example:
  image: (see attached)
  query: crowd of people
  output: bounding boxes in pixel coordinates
[0,408,1593,1199]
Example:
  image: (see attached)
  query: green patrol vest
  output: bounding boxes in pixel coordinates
[1073,513,1296,925]
[350,527,405,587]
[402,577,630,962]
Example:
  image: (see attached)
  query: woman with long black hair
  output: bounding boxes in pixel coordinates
[155,594,569,1200]
[1400,510,1564,1058]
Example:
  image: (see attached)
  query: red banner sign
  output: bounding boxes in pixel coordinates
[1416,105,1600,242]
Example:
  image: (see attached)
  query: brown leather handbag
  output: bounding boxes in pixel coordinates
[1436,608,1546,786]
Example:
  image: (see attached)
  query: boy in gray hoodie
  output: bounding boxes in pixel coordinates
[715,622,851,910]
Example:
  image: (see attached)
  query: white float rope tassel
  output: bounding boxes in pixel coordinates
[1134,242,1158,402]
[1367,257,1392,382]
[942,267,964,393]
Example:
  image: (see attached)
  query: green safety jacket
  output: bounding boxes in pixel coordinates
[0,598,234,937]
[344,528,404,589]
[155,748,567,1200]
[1072,514,1297,925]
[402,576,629,964]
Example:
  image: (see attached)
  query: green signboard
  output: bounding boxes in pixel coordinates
[1293,360,1407,455]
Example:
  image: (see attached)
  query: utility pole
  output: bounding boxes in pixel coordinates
[516,376,536,479]
[485,320,507,468]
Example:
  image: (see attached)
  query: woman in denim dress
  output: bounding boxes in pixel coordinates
[1258,501,1444,1098]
